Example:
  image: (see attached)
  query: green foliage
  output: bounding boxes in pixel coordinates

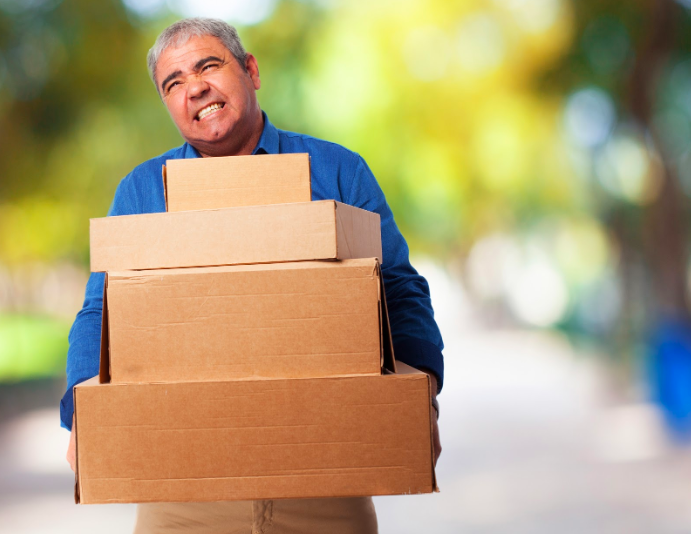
[0,0,182,267]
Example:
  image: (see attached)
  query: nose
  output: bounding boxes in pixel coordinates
[187,75,209,99]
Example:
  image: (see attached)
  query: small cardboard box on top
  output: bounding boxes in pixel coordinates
[90,200,381,272]
[163,153,312,212]
[100,258,395,384]
[74,362,437,504]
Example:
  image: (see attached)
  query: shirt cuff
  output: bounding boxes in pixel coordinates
[393,336,444,393]
[60,388,74,430]
[60,376,93,431]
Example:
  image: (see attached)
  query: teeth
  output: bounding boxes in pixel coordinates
[197,103,222,120]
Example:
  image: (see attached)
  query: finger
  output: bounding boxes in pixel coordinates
[67,428,76,472]
[432,421,441,466]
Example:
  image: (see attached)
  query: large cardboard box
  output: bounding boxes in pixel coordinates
[163,153,311,212]
[90,201,381,272]
[100,259,395,384]
[74,364,436,504]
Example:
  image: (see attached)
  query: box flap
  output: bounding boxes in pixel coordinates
[73,387,80,504]
[161,165,168,212]
[107,257,380,279]
[334,202,382,263]
[98,274,110,384]
[377,264,396,374]
[427,374,439,492]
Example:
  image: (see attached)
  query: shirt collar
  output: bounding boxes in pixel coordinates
[182,111,278,159]
[252,111,279,155]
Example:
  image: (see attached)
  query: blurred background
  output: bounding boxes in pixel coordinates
[2,0,691,531]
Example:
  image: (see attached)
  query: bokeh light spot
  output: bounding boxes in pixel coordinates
[564,87,616,148]
[403,26,452,81]
[595,129,663,204]
[507,254,569,327]
[495,0,564,34]
[653,108,691,159]
[456,13,506,75]
[554,218,612,285]
[576,271,622,335]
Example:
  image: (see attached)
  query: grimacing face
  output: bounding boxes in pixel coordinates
[155,34,262,157]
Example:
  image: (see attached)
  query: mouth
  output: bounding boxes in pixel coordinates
[195,102,225,121]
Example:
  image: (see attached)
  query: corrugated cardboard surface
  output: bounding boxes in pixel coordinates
[74,368,435,504]
[105,259,384,383]
[164,153,312,212]
[90,201,382,272]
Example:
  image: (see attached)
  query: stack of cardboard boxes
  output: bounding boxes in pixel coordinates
[73,154,436,504]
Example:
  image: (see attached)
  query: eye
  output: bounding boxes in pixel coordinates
[202,63,219,72]
[165,80,182,95]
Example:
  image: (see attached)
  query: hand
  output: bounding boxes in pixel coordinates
[431,409,441,466]
[66,415,76,472]
[425,372,442,466]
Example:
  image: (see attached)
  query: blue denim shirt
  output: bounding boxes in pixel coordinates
[60,113,444,429]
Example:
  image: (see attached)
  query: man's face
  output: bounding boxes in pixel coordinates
[155,35,262,157]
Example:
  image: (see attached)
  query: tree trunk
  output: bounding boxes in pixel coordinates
[629,0,689,320]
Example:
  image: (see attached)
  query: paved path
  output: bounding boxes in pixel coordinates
[1,261,690,533]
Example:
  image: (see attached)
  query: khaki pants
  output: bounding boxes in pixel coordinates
[133,498,378,534]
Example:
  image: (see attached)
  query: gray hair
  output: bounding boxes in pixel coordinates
[147,18,248,90]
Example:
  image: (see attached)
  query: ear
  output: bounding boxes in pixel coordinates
[245,54,261,90]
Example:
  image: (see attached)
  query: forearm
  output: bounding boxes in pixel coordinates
[61,272,106,430]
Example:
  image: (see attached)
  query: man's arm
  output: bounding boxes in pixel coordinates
[345,156,445,391]
[60,271,105,430]
[345,156,444,464]
[60,176,142,432]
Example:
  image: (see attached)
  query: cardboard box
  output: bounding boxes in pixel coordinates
[90,201,381,272]
[101,259,395,384]
[163,153,312,212]
[74,363,436,504]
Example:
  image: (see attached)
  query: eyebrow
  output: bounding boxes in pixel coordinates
[160,70,182,93]
[160,56,225,93]
[193,55,224,71]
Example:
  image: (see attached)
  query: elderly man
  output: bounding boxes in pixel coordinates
[62,17,444,534]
